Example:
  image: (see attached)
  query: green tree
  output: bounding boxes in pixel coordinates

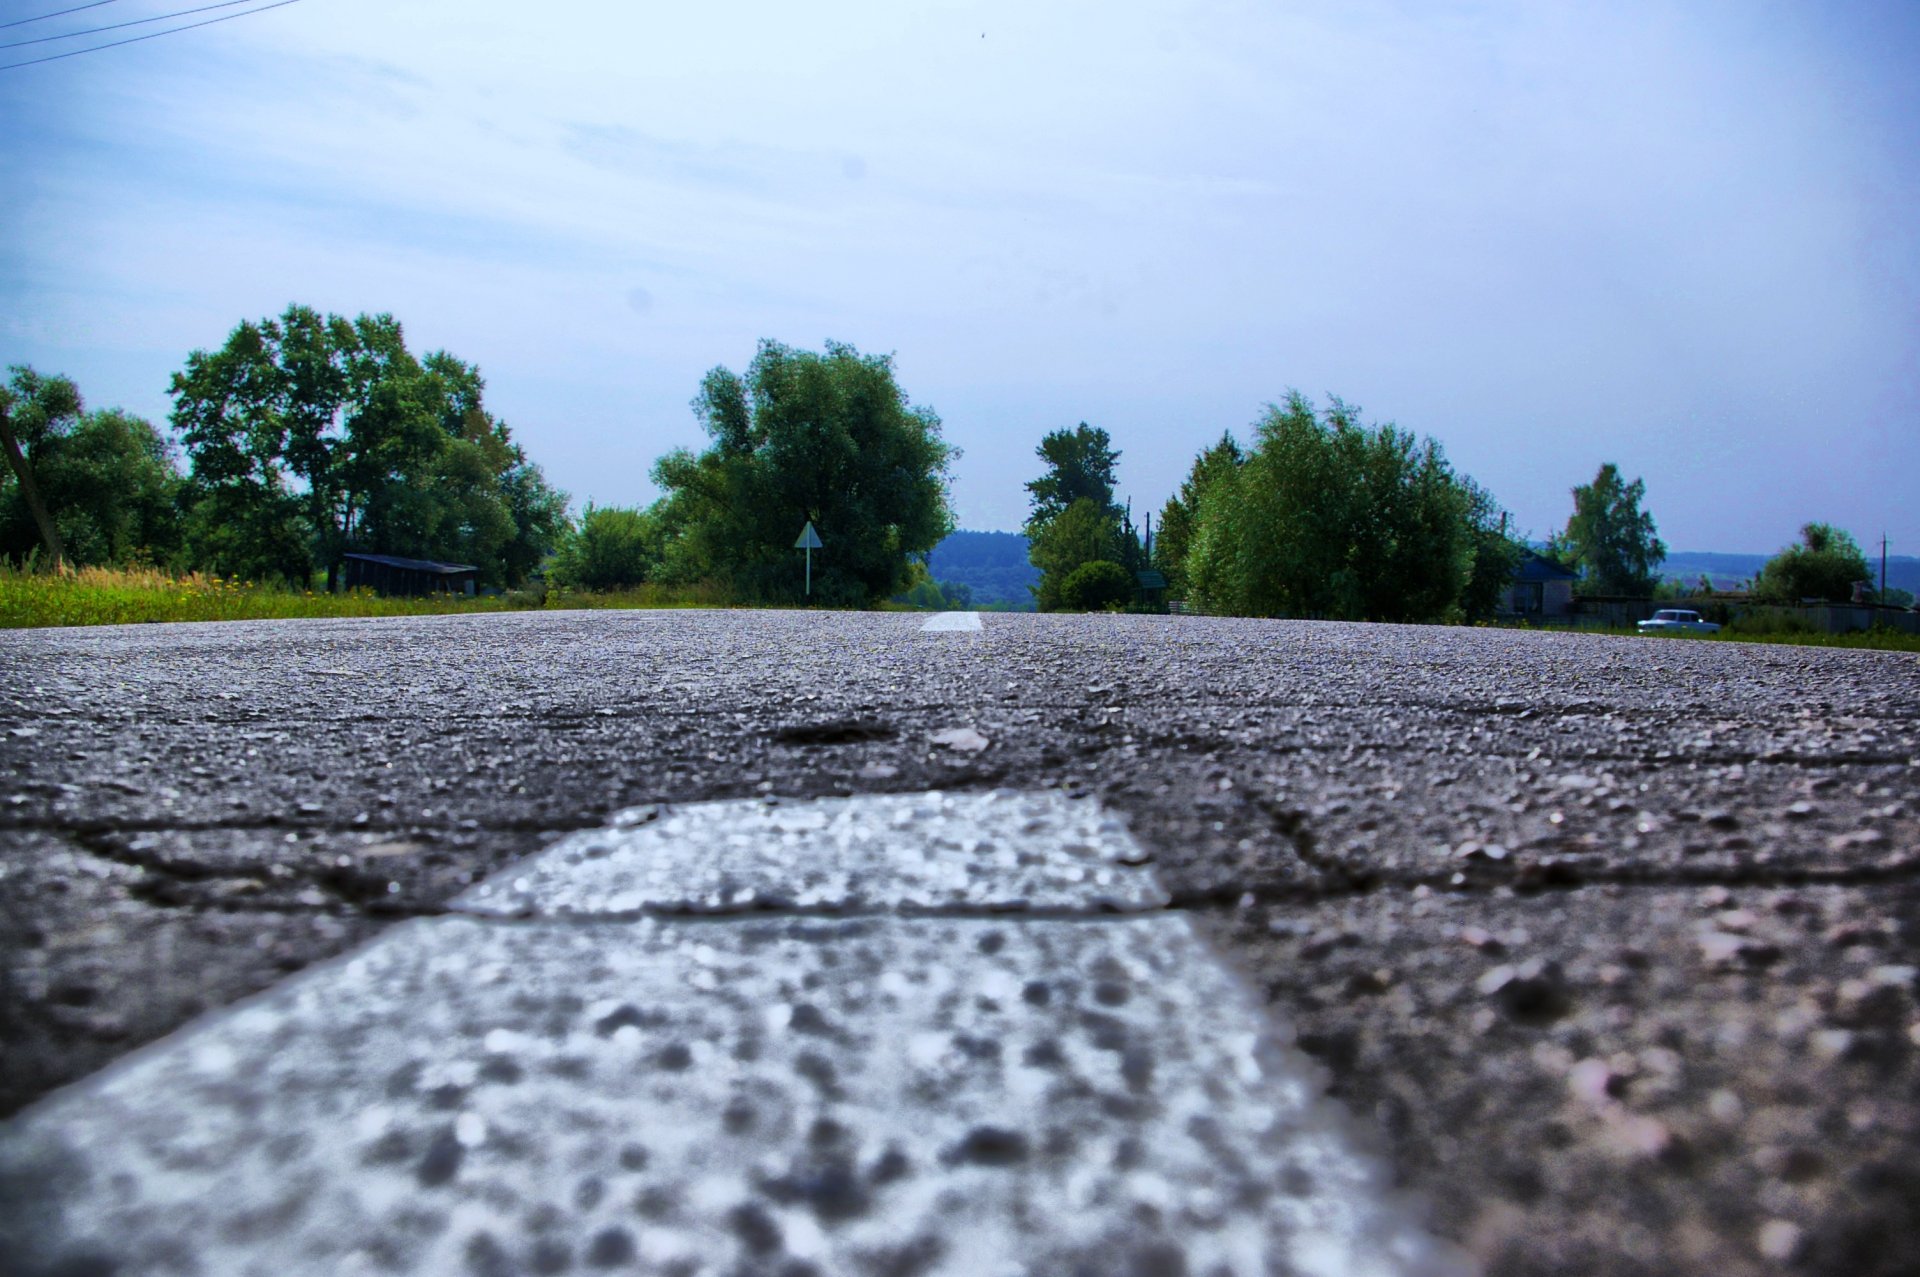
[1549,463,1666,596]
[171,306,565,588]
[1058,559,1133,611]
[890,559,973,610]
[650,340,955,605]
[1155,432,1242,598]
[1752,523,1870,604]
[0,368,184,568]
[1028,497,1123,610]
[549,504,662,591]
[1459,478,1524,622]
[1186,392,1484,622]
[1024,422,1146,606]
[1025,423,1120,529]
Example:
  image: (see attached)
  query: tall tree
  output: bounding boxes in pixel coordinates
[171,306,565,588]
[1459,478,1524,622]
[651,340,955,605]
[1028,497,1123,611]
[1752,523,1869,604]
[1549,463,1666,596]
[0,367,81,567]
[1024,422,1143,607]
[0,368,183,569]
[1186,392,1483,622]
[1155,432,1242,598]
[1025,423,1120,529]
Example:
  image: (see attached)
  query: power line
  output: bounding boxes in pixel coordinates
[3,0,265,49]
[0,0,301,69]
[0,1,122,31]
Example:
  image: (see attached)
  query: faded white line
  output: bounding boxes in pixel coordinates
[0,792,1468,1277]
[456,790,1167,916]
[918,610,982,632]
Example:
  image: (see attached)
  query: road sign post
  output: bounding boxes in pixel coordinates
[794,521,823,597]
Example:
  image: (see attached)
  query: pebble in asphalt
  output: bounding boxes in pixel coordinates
[0,789,1464,1277]
[2,608,1918,1275]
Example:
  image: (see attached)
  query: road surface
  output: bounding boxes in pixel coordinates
[2,609,1917,1274]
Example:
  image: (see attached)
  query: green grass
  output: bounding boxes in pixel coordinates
[0,564,524,628]
[0,565,756,629]
[1692,627,1920,653]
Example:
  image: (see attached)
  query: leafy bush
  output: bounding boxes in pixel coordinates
[547,504,659,591]
[1058,559,1132,611]
[1752,524,1870,604]
[651,340,955,606]
[1186,393,1506,622]
[1726,609,1817,637]
[1029,499,1122,610]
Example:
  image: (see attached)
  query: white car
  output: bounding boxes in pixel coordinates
[1637,608,1721,635]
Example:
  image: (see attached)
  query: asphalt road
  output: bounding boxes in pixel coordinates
[3,609,1918,1275]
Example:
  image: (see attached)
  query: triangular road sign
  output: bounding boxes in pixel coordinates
[794,521,823,549]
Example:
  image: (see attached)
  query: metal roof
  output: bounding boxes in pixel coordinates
[342,553,479,574]
[1513,550,1579,583]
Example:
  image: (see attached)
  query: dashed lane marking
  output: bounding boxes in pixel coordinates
[918,610,983,632]
[0,792,1467,1277]
[455,790,1169,916]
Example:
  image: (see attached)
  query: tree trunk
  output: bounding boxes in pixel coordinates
[0,403,64,569]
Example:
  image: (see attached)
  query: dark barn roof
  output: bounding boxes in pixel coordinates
[342,553,478,575]
[1514,550,1579,583]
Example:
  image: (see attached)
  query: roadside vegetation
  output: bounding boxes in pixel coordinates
[3,324,958,623]
[6,317,1908,635]
[0,563,518,628]
[0,563,745,629]
[1025,397,1520,621]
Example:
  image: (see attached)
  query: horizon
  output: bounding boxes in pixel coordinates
[4,1,1916,558]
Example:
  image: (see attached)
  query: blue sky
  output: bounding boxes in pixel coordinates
[2,0,1915,553]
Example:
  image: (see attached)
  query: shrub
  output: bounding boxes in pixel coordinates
[1058,560,1132,611]
[548,505,659,592]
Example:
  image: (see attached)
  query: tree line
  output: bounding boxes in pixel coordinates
[1020,397,1520,621]
[4,307,1889,617]
[2,305,568,591]
[1021,399,1894,618]
[2,317,956,607]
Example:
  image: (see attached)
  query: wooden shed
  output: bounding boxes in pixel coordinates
[341,553,479,597]
[1507,550,1578,619]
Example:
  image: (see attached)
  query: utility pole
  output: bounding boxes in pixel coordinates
[0,400,64,569]
[1882,534,1889,602]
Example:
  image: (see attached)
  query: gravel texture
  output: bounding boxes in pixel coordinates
[3,608,1917,1274]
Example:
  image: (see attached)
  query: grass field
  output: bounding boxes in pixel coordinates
[0,565,528,628]
[0,565,766,629]
[1691,627,1920,653]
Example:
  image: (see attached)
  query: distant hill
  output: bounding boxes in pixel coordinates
[928,530,1037,610]
[1663,551,1920,595]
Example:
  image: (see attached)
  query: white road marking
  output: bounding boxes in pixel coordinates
[918,610,982,632]
[0,792,1468,1277]
[456,791,1169,915]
